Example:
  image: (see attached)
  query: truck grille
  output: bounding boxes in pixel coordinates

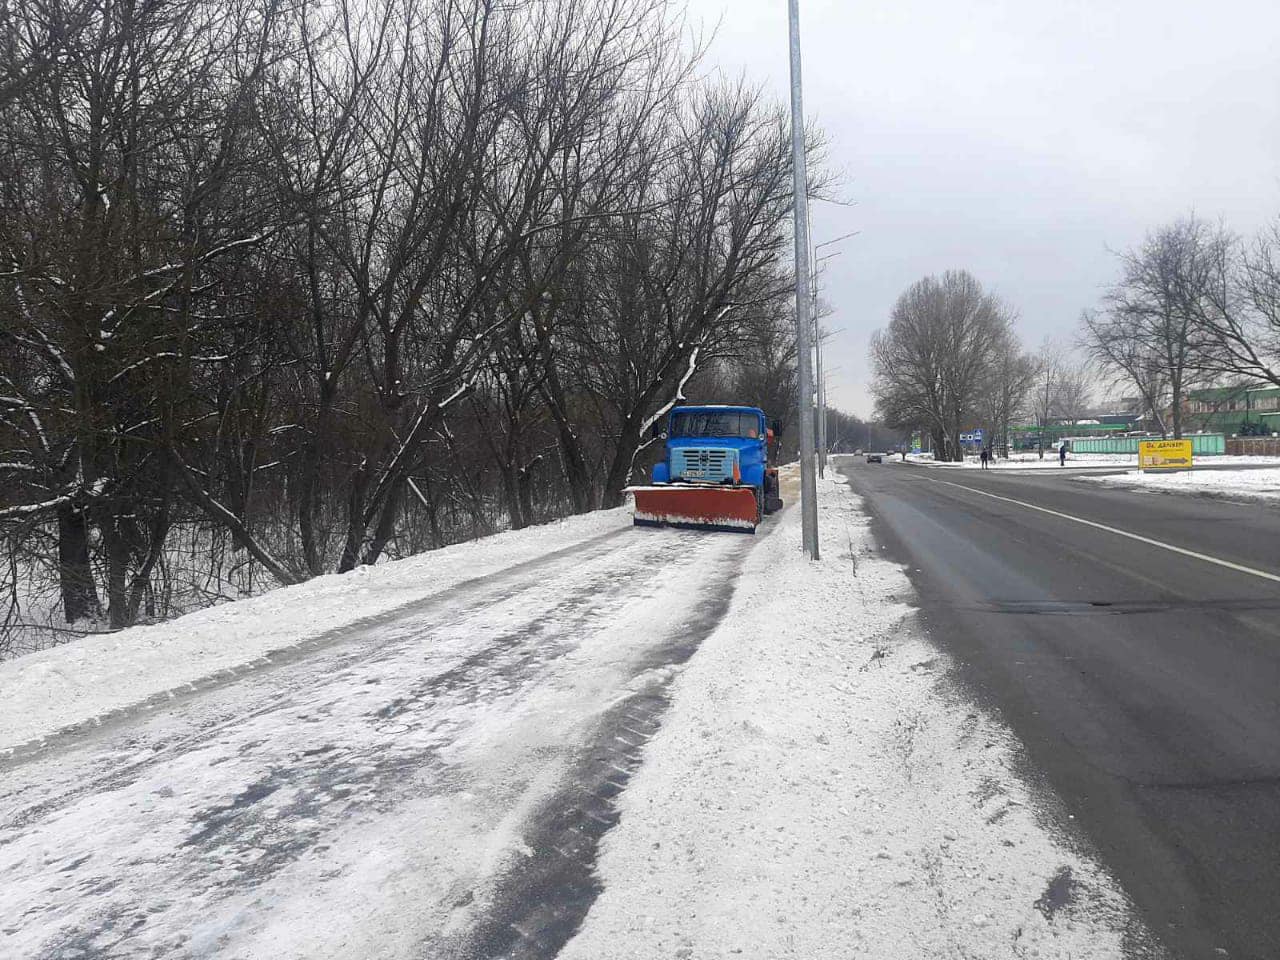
[673,447,734,481]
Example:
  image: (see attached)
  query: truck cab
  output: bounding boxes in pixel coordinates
[641,404,784,529]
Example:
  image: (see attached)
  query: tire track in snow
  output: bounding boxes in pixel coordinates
[0,524,758,959]
[433,528,764,960]
[0,527,634,768]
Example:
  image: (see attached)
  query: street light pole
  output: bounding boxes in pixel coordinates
[805,219,827,479]
[788,0,819,560]
[815,308,827,476]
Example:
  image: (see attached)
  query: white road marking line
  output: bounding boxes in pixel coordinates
[923,477,1280,585]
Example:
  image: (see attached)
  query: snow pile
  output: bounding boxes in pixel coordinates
[1090,466,1280,503]
[895,452,1140,469]
[899,452,1280,471]
[0,507,632,752]
[561,466,1151,959]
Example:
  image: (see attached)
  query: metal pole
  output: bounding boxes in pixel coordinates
[788,0,819,559]
[817,325,828,472]
[814,315,827,476]
[806,219,827,479]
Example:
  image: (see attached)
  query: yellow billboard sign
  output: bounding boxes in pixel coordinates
[1139,439,1193,471]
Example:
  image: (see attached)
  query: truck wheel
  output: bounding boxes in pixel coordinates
[762,473,781,515]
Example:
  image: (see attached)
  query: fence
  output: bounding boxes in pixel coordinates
[1069,434,1226,456]
[1226,437,1280,456]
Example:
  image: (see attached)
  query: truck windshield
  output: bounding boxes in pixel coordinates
[669,411,761,439]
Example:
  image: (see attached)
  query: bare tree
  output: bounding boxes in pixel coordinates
[547,79,802,508]
[976,335,1035,458]
[1028,339,1063,458]
[1,0,291,626]
[0,0,98,107]
[870,271,1017,461]
[1167,216,1280,390]
[1082,219,1220,439]
[1081,307,1171,435]
[0,0,822,650]
[1053,358,1095,425]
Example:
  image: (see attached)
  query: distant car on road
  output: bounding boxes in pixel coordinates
[865,452,883,463]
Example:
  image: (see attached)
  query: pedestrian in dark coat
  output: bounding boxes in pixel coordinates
[1058,440,1068,466]
[980,448,990,469]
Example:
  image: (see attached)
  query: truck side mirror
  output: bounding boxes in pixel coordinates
[770,419,782,435]
[650,420,665,440]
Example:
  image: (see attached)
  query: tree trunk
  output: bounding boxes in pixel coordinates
[548,411,593,514]
[297,393,334,576]
[337,462,370,573]
[126,490,171,624]
[537,347,594,513]
[103,518,130,630]
[361,479,405,567]
[1171,380,1184,439]
[517,459,537,527]
[501,466,525,530]
[601,415,643,508]
[57,502,98,624]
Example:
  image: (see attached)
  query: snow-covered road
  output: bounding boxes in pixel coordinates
[1,524,754,958]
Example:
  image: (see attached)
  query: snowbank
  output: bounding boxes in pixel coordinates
[895,452,1140,469]
[0,508,632,752]
[561,462,1151,958]
[1090,466,1280,503]
[898,452,1280,471]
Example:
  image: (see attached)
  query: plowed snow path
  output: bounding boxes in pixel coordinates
[0,525,755,959]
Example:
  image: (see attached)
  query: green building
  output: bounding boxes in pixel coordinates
[1186,385,1280,435]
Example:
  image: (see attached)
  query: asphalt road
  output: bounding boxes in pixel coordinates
[842,458,1280,960]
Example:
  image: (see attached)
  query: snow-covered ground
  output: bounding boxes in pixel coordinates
[896,451,1280,471]
[0,507,632,753]
[0,464,1158,959]
[1,521,755,958]
[561,460,1156,959]
[895,452,1142,470]
[1089,466,1280,504]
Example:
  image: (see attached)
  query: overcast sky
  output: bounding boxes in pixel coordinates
[685,0,1280,416]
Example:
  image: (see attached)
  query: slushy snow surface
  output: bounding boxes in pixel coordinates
[1,463,1157,958]
[2,523,752,957]
[0,507,632,752]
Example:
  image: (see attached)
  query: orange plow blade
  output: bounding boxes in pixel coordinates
[627,484,759,533]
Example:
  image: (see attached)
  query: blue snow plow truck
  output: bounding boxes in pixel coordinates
[628,404,785,533]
